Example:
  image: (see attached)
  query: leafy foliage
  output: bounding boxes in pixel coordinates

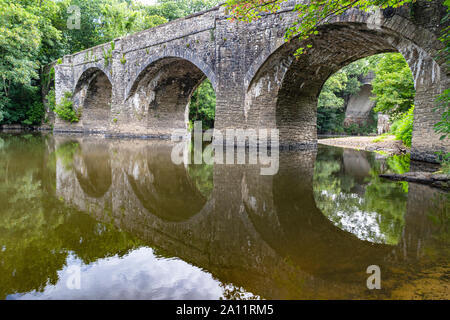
[389,106,414,147]
[0,1,40,98]
[46,88,56,111]
[53,92,80,123]
[0,0,64,125]
[22,102,45,126]
[371,53,415,118]
[144,0,220,21]
[189,79,216,129]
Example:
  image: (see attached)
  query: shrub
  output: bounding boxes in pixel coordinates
[344,123,359,135]
[54,92,80,123]
[439,154,450,174]
[390,106,414,147]
[22,101,45,125]
[317,107,345,134]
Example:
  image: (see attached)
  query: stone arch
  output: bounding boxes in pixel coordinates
[126,50,217,100]
[73,67,113,132]
[123,54,216,135]
[74,64,113,92]
[244,9,448,160]
[245,8,444,91]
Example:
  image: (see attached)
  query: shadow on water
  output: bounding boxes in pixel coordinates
[74,143,112,199]
[125,143,209,222]
[0,133,448,299]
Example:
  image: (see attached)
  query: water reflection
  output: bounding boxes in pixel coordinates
[74,142,112,198]
[313,147,409,244]
[11,248,233,300]
[0,133,448,300]
[125,143,210,222]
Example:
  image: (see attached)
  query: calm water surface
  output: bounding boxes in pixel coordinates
[0,133,448,299]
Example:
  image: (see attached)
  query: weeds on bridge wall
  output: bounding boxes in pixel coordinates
[120,54,126,65]
[102,41,115,68]
[53,92,80,123]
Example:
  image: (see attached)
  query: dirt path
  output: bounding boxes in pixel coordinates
[318,135,407,155]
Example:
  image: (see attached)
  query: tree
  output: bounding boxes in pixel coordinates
[318,71,348,110]
[144,0,221,21]
[371,53,415,118]
[0,1,41,99]
[55,0,169,54]
[189,79,216,129]
[0,0,62,125]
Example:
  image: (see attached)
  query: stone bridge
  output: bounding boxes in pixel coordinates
[53,0,449,162]
[343,72,377,127]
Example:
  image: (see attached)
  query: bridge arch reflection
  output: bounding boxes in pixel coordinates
[54,137,446,298]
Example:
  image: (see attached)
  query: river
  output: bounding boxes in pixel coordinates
[0,133,448,299]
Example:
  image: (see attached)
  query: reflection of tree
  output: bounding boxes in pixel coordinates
[0,135,142,299]
[186,141,213,199]
[54,141,80,171]
[187,163,213,199]
[219,283,260,300]
[364,171,407,245]
[313,146,409,245]
[385,154,410,193]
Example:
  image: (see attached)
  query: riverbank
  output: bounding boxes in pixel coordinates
[318,135,407,155]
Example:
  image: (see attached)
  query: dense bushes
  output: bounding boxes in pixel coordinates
[0,85,45,126]
[22,102,45,125]
[53,92,80,123]
[317,107,345,134]
[390,107,414,147]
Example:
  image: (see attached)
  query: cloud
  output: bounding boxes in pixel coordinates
[13,247,226,300]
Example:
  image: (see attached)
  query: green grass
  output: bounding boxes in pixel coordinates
[372,133,391,143]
